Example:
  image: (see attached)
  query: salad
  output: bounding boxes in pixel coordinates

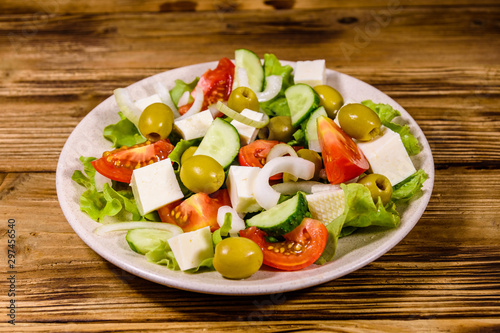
[71,49,428,279]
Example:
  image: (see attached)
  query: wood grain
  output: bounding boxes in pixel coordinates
[1,0,499,331]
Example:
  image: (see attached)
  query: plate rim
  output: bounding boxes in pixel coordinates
[56,60,434,295]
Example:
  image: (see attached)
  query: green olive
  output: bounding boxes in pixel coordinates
[297,149,323,180]
[267,116,295,142]
[313,85,344,118]
[227,86,260,113]
[338,103,382,141]
[138,103,174,142]
[180,155,225,194]
[357,173,393,205]
[213,237,263,279]
[180,146,197,164]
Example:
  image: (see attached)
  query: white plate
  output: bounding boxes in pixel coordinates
[56,61,434,295]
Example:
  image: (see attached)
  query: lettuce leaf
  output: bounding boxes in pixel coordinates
[168,138,202,172]
[361,100,400,123]
[260,97,290,117]
[392,169,428,203]
[316,183,400,264]
[71,156,158,222]
[167,138,201,196]
[145,240,180,270]
[287,127,306,146]
[260,53,294,117]
[361,100,421,156]
[263,53,294,93]
[212,213,232,246]
[170,78,199,106]
[103,112,146,148]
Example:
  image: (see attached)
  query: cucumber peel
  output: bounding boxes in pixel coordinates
[246,192,309,236]
[285,84,320,127]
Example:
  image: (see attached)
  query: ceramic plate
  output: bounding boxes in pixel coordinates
[56,61,434,295]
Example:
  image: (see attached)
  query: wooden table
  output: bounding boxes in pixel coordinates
[1,0,499,331]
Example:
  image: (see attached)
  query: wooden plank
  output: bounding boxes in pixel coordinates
[0,6,498,171]
[1,167,499,326]
[2,320,500,333]
[1,82,498,172]
[1,0,500,15]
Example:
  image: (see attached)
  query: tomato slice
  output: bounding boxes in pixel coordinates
[317,116,369,184]
[158,189,231,233]
[240,218,328,271]
[238,140,281,168]
[179,57,235,116]
[238,140,302,180]
[91,139,174,183]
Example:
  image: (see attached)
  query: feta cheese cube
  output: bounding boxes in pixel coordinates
[294,60,326,87]
[167,226,214,271]
[226,166,262,214]
[356,127,417,186]
[130,158,184,216]
[174,110,214,140]
[134,94,163,111]
[306,190,345,227]
[230,109,264,146]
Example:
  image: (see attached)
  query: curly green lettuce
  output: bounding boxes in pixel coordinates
[71,156,158,222]
[260,53,294,117]
[317,183,401,264]
[361,100,421,156]
[103,112,146,148]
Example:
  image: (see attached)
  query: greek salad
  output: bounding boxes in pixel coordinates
[72,49,428,279]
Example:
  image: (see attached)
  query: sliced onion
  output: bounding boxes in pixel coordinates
[253,156,315,210]
[94,221,183,236]
[216,101,269,128]
[217,206,246,237]
[272,181,340,195]
[177,90,191,107]
[233,66,250,90]
[266,143,298,162]
[256,75,282,102]
[114,88,142,127]
[208,102,223,117]
[311,183,342,192]
[176,88,204,121]
[154,82,180,118]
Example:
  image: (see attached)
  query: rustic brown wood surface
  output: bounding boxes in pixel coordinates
[1,0,499,332]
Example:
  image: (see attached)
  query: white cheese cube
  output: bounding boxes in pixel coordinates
[174,110,214,140]
[230,109,264,146]
[294,60,326,87]
[306,189,345,227]
[167,226,214,271]
[134,94,163,111]
[226,166,262,214]
[356,127,417,186]
[130,158,184,216]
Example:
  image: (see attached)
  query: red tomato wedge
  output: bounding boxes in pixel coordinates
[240,218,328,271]
[238,140,302,181]
[317,116,369,184]
[179,57,235,116]
[238,140,281,168]
[158,189,231,233]
[91,139,174,183]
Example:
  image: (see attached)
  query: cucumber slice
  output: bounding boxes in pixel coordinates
[246,192,308,236]
[285,84,320,127]
[235,49,264,92]
[126,228,175,255]
[194,117,240,168]
[305,106,328,152]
